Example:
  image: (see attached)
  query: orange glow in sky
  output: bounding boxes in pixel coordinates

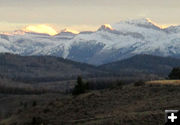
[103,24,113,30]
[146,18,175,29]
[23,24,58,36]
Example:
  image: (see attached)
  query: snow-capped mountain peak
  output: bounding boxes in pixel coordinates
[114,18,170,31]
[98,24,114,31]
[55,28,78,39]
[1,18,180,65]
[61,28,79,34]
[123,18,152,24]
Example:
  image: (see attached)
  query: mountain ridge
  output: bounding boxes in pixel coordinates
[0,53,180,79]
[100,54,180,76]
[0,53,109,83]
[1,18,180,65]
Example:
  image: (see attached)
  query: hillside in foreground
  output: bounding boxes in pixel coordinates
[146,80,180,85]
[0,83,180,125]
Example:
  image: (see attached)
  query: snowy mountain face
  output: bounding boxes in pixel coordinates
[1,18,180,65]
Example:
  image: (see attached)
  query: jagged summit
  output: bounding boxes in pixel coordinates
[116,18,157,25]
[55,28,79,37]
[124,18,153,24]
[116,18,171,29]
[61,28,79,34]
[1,18,180,65]
[98,24,114,31]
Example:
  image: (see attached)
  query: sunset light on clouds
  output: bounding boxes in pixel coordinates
[1,1,180,124]
[23,24,58,36]
[0,0,180,33]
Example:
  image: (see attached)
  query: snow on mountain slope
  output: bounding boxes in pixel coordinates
[0,18,180,65]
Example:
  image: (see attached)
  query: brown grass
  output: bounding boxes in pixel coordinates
[1,84,180,125]
[146,80,180,85]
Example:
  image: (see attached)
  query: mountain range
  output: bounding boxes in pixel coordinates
[0,53,180,83]
[0,53,110,83]
[1,18,180,65]
[100,54,180,76]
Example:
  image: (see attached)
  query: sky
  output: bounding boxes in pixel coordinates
[0,0,180,33]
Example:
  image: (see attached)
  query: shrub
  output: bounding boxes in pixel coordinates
[134,80,145,86]
[32,101,37,107]
[116,81,123,89]
[168,67,180,79]
[72,76,88,95]
[31,116,43,124]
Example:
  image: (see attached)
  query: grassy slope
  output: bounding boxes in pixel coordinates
[146,80,180,85]
[1,83,180,125]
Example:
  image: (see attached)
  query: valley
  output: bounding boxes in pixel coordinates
[0,54,179,125]
[1,1,180,124]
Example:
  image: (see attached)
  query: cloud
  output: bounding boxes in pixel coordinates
[0,21,99,33]
[23,24,58,35]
